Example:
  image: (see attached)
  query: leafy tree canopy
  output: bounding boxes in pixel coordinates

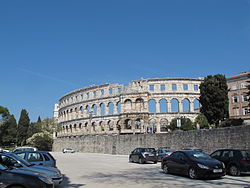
[26,131,53,151]
[199,74,229,126]
[169,117,196,131]
[194,114,209,129]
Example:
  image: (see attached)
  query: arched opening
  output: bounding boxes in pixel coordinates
[148,99,156,113]
[79,106,83,113]
[124,99,132,111]
[92,104,97,114]
[160,118,168,132]
[194,99,200,112]
[171,98,179,112]
[108,102,114,115]
[182,98,190,112]
[148,119,157,133]
[135,118,141,129]
[135,98,144,112]
[124,119,132,129]
[100,103,105,116]
[79,123,82,129]
[160,99,168,113]
[73,124,77,132]
[69,125,72,133]
[92,122,96,132]
[100,121,105,131]
[108,120,113,131]
[86,105,90,114]
[117,101,121,114]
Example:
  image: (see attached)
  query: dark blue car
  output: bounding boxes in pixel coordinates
[14,151,56,167]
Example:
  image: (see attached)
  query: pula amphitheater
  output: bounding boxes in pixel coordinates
[54,78,203,137]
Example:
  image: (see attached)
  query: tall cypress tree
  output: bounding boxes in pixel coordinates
[17,109,30,146]
[199,74,229,127]
[37,116,42,123]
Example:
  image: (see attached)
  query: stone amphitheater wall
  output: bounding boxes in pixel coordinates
[53,125,250,155]
[56,78,203,137]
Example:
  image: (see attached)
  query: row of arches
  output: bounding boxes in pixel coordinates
[60,117,179,136]
[59,97,200,122]
[148,98,200,113]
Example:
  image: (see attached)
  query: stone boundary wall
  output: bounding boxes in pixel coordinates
[53,125,250,155]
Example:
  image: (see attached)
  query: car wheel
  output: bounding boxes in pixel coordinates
[9,186,24,188]
[139,158,144,164]
[188,168,197,179]
[229,165,240,176]
[162,164,169,174]
[129,157,133,163]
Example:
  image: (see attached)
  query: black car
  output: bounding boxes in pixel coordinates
[157,148,175,162]
[129,148,157,164]
[161,150,226,179]
[0,163,54,188]
[210,149,250,176]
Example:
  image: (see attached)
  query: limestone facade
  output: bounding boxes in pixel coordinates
[56,78,202,137]
[227,72,250,123]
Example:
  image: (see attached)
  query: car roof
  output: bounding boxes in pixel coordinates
[14,150,49,154]
[214,149,247,151]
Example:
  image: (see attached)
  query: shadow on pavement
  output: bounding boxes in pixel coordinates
[56,174,85,188]
[82,167,250,187]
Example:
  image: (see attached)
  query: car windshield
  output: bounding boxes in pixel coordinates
[241,150,250,158]
[9,153,32,166]
[187,151,212,159]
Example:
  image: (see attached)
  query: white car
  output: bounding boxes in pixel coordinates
[12,147,38,152]
[62,148,75,153]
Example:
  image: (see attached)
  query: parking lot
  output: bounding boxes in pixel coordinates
[52,152,250,188]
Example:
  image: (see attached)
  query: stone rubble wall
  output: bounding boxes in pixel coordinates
[53,125,250,155]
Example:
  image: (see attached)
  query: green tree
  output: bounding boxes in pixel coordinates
[169,117,196,131]
[0,106,10,146]
[2,115,17,145]
[40,118,60,134]
[27,122,42,138]
[17,109,30,146]
[26,131,53,151]
[199,74,229,127]
[194,114,209,129]
[37,116,42,123]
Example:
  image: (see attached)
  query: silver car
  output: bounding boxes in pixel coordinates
[0,152,63,185]
[62,148,75,153]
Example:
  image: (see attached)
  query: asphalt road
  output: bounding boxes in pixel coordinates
[52,152,250,188]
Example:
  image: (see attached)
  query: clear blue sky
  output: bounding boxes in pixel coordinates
[0,0,249,122]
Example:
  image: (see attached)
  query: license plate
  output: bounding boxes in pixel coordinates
[213,169,222,173]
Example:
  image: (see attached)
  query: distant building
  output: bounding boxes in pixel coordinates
[55,78,202,137]
[227,72,250,124]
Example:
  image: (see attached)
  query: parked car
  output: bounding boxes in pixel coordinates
[14,151,56,167]
[0,163,54,188]
[157,148,175,161]
[62,148,75,153]
[210,149,250,176]
[161,150,226,179]
[13,146,38,152]
[0,152,63,185]
[129,148,157,164]
[0,147,9,152]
